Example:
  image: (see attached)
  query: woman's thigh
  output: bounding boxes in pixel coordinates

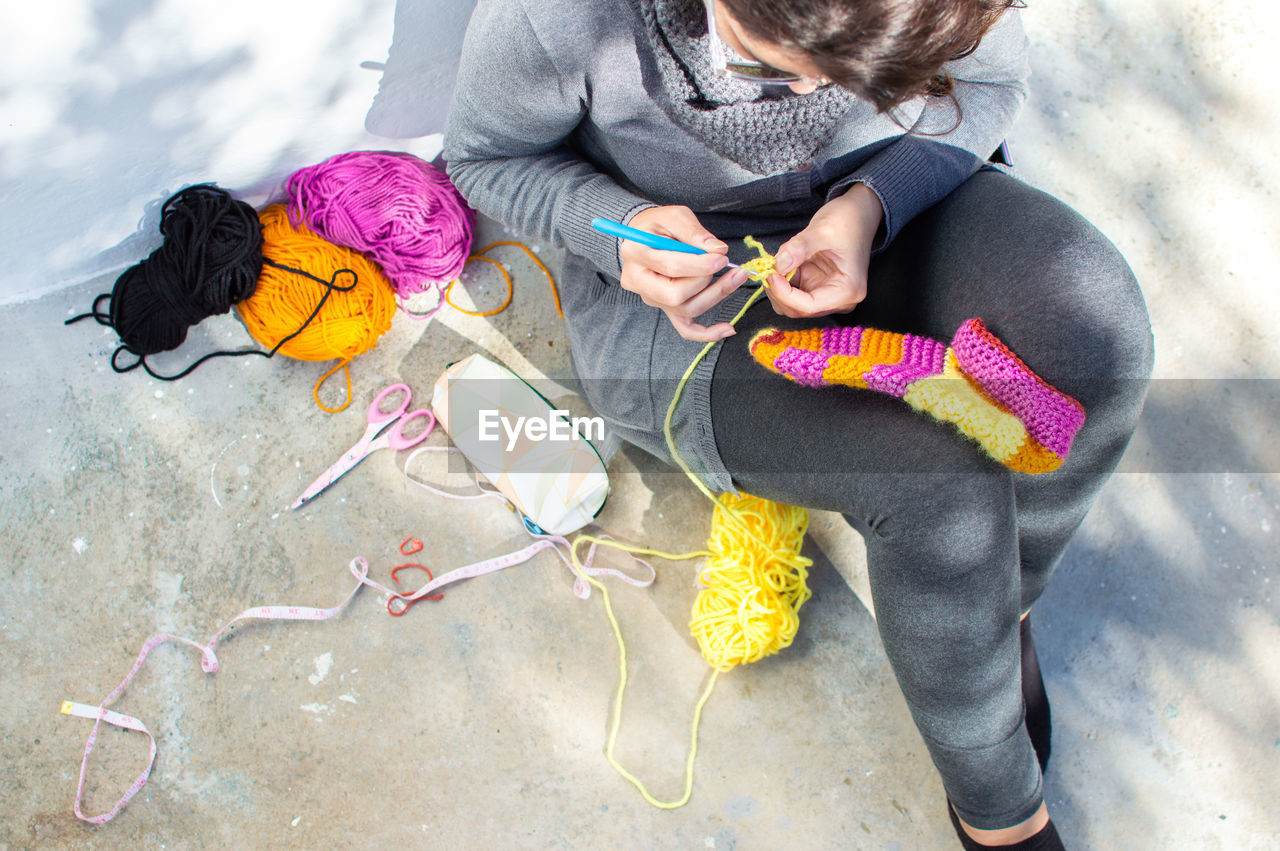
[711,168,1152,543]
[857,168,1153,404]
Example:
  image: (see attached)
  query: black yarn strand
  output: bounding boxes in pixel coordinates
[251,259,358,360]
[80,263,359,382]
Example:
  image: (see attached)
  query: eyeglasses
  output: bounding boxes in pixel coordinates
[704,0,830,87]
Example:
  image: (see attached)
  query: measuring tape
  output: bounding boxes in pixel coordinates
[61,557,380,823]
[387,532,656,614]
[60,533,655,824]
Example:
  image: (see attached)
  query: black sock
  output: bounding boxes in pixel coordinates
[1021,616,1052,773]
[947,800,1067,850]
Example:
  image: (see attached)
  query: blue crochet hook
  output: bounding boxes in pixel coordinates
[590,217,740,267]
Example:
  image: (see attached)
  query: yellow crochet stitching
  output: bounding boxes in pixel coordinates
[739,235,796,285]
[901,349,1029,462]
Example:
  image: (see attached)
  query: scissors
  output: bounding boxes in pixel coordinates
[291,383,435,510]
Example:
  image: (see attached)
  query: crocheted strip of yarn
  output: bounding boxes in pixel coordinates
[861,332,950,397]
[748,324,1074,473]
[747,328,825,386]
[950,318,1086,458]
[750,326,915,393]
[832,327,946,397]
[748,326,949,397]
[740,235,797,284]
[996,428,1066,474]
[818,327,903,391]
[236,205,395,364]
[690,493,812,672]
[819,325,863,355]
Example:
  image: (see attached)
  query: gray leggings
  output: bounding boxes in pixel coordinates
[709,169,1154,829]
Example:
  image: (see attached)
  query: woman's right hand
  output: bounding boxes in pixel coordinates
[619,206,750,342]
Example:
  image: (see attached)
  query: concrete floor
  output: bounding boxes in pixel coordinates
[4,1,1280,849]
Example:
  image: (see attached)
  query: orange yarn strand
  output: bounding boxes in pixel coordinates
[236,205,395,412]
[483,241,560,317]
[444,254,513,317]
[409,241,561,320]
[313,361,353,413]
[476,241,562,317]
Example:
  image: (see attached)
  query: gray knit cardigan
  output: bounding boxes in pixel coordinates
[444,0,1030,492]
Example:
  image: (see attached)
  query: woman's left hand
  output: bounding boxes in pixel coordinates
[766,183,884,318]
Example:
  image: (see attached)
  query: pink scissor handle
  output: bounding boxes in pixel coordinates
[384,409,436,451]
[368,383,412,426]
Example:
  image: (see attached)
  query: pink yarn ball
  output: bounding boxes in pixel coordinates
[285,151,476,297]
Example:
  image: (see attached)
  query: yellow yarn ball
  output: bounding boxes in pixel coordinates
[689,493,813,672]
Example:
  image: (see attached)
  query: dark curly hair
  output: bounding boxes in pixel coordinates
[721,0,1024,113]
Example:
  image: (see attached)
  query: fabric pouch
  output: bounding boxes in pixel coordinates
[430,353,609,536]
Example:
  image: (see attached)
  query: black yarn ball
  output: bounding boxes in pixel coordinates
[105,184,264,356]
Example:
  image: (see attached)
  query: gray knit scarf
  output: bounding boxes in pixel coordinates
[638,0,858,175]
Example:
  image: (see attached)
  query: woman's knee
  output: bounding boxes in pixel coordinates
[1043,232,1153,439]
[958,178,1154,412]
[1048,219,1153,384]
[899,171,1154,399]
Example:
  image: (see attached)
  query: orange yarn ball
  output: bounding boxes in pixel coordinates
[237,204,396,410]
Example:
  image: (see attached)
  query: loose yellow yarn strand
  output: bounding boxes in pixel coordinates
[569,535,716,808]
[572,239,810,809]
[662,234,788,513]
[661,286,770,506]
